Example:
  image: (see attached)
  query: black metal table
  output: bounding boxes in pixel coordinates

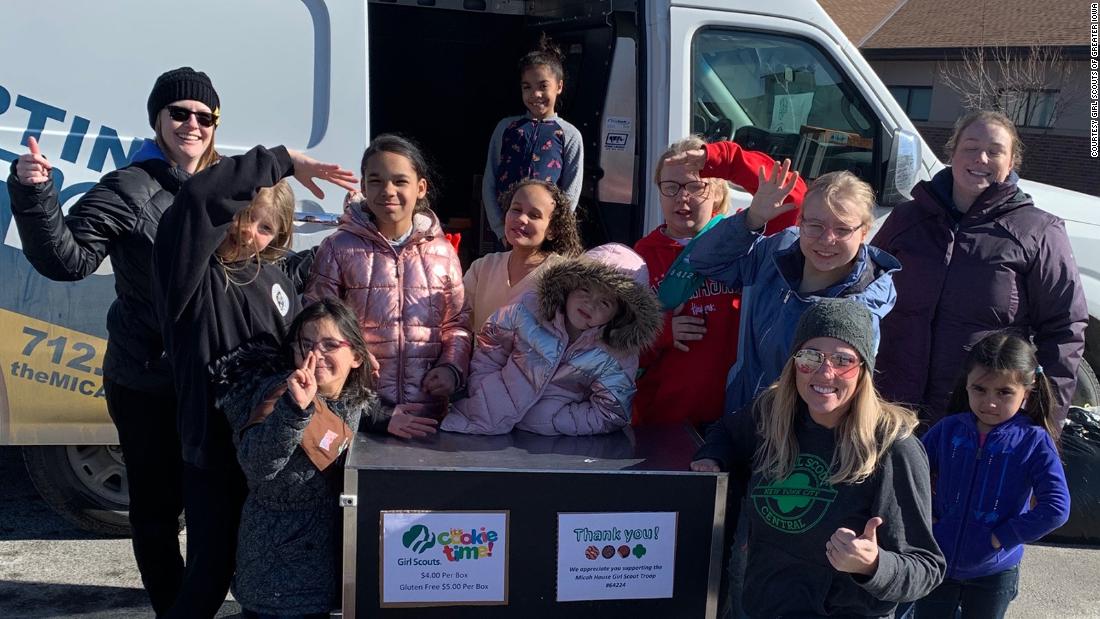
[341,424,726,618]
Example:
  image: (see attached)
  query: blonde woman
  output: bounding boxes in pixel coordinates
[692,299,945,618]
[679,166,899,418]
[7,67,222,614]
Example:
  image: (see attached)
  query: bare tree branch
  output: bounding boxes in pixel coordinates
[937,45,1080,128]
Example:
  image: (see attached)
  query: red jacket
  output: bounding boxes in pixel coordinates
[632,227,741,427]
[702,140,804,232]
[632,141,805,426]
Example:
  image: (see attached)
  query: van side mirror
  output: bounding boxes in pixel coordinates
[881,129,921,206]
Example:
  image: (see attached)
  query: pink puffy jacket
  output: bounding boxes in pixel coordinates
[441,244,662,436]
[305,205,471,415]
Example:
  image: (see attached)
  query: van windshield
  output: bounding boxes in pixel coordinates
[691,29,879,190]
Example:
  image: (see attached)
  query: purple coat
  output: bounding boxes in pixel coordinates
[871,168,1086,424]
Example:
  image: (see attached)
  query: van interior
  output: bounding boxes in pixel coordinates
[367,0,635,266]
[367,0,882,266]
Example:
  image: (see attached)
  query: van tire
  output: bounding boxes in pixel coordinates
[1073,359,1100,409]
[22,445,131,537]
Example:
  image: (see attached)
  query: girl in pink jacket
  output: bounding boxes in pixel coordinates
[305,135,472,420]
[441,243,661,436]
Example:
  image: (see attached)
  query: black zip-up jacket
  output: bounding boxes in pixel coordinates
[7,149,187,394]
[154,145,301,469]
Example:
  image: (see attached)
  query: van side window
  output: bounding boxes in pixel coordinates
[691,29,880,190]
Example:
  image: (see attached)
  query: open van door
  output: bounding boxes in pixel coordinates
[0,0,366,533]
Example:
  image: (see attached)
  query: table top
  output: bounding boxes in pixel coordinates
[346,424,710,475]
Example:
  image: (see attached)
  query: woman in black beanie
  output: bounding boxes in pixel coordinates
[7,66,222,615]
[692,299,945,618]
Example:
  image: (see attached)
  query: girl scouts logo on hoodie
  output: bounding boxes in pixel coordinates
[751,454,838,533]
[271,283,290,317]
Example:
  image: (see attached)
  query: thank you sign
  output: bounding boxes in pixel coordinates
[556,512,677,601]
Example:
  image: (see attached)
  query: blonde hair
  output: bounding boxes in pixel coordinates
[753,358,918,485]
[654,136,731,217]
[801,170,875,227]
[153,114,220,172]
[223,180,296,264]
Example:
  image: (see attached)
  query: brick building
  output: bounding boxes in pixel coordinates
[821,0,1098,197]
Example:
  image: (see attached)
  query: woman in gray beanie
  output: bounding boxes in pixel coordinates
[8,66,221,615]
[692,299,945,618]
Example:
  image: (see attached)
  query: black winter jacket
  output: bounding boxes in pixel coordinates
[154,145,302,469]
[7,146,186,393]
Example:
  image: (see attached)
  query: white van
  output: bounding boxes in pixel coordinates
[2,0,1097,534]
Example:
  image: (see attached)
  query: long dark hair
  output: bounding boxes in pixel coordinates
[285,298,373,400]
[946,332,1058,440]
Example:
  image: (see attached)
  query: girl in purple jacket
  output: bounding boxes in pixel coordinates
[915,332,1070,618]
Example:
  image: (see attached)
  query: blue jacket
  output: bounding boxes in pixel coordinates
[685,209,899,415]
[922,412,1070,580]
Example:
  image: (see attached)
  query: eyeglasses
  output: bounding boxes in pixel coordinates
[793,349,862,377]
[296,338,352,355]
[166,105,218,128]
[658,180,709,198]
[799,221,864,241]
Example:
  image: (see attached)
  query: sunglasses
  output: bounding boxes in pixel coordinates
[793,349,862,377]
[297,338,352,355]
[166,105,218,128]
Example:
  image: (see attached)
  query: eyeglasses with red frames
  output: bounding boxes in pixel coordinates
[166,105,219,128]
[296,338,352,355]
[793,349,862,377]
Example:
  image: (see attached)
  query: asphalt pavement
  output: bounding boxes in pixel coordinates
[1,445,1098,618]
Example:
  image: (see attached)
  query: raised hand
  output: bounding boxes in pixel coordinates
[286,149,359,199]
[287,351,319,410]
[662,148,707,173]
[388,404,439,439]
[745,159,799,230]
[826,517,882,576]
[671,304,707,352]
[15,136,52,186]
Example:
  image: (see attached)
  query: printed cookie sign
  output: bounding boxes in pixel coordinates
[556,512,677,602]
[380,511,508,607]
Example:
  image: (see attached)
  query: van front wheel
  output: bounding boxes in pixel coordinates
[1073,360,1099,409]
[22,445,131,537]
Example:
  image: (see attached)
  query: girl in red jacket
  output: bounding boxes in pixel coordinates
[632,137,804,429]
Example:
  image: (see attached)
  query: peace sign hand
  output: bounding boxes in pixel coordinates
[287,351,319,410]
[745,159,799,230]
[15,136,53,186]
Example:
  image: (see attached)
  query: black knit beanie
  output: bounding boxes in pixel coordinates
[791,299,876,373]
[146,67,220,128]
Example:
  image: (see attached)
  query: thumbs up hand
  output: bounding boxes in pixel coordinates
[15,136,53,186]
[825,516,883,576]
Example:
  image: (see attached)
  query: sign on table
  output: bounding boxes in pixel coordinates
[556,512,677,602]
[380,511,508,607]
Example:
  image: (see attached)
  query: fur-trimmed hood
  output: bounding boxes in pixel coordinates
[536,243,662,353]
